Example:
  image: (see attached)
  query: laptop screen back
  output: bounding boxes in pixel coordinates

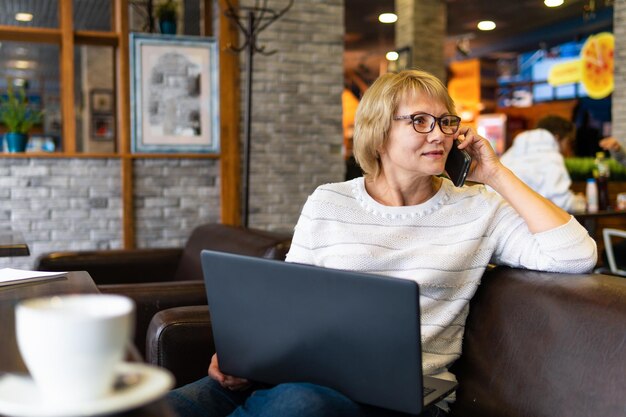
[201,249,425,414]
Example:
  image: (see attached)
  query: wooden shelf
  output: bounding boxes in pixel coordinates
[0,152,222,159]
[0,152,113,158]
[126,153,221,159]
[0,25,61,43]
[75,30,119,46]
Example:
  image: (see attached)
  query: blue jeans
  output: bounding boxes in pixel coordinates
[166,377,448,417]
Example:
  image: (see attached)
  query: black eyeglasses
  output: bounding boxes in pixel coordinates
[393,112,461,135]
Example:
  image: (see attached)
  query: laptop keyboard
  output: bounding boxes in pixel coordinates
[423,386,435,397]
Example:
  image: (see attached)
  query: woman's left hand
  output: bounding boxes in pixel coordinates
[455,126,502,185]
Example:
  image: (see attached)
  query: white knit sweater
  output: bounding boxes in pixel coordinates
[286,177,597,382]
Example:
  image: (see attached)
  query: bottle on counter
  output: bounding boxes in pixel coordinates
[586,178,599,213]
[594,151,610,210]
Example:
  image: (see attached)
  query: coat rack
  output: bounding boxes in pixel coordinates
[222,0,294,227]
[129,0,155,32]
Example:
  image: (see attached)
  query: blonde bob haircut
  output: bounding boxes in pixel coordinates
[353,69,456,179]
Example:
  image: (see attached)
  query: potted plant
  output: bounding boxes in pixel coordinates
[156,0,178,35]
[0,83,43,153]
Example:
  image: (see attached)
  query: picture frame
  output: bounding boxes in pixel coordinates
[130,33,220,153]
[91,114,115,141]
[90,89,114,113]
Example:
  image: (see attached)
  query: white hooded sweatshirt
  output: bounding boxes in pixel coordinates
[500,128,574,211]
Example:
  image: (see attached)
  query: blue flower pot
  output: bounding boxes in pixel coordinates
[5,132,28,153]
[159,19,177,34]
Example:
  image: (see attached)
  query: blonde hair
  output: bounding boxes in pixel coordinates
[353,69,456,179]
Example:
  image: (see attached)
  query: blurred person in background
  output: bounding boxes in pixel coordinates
[500,115,576,211]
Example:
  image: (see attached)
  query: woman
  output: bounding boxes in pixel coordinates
[167,70,597,417]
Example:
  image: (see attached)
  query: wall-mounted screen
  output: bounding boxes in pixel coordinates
[497,34,614,106]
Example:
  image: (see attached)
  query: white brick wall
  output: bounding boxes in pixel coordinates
[0,159,123,269]
[239,0,345,231]
[133,158,220,247]
[0,158,221,269]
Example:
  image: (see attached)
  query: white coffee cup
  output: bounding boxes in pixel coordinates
[16,294,135,405]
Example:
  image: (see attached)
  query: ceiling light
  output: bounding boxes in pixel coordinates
[379,13,398,24]
[477,20,496,31]
[386,51,399,61]
[544,0,564,7]
[15,13,34,22]
[9,60,34,70]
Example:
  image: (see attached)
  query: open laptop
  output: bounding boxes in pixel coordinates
[201,250,457,415]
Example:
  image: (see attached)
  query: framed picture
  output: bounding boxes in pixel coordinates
[92,114,115,141]
[90,89,114,113]
[130,33,220,153]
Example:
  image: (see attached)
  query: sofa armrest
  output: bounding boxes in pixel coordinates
[146,306,214,388]
[99,281,207,361]
[451,267,626,417]
[36,248,183,285]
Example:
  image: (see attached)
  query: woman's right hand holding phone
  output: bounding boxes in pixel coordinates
[208,353,251,391]
[455,126,503,185]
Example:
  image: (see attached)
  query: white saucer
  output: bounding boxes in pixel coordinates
[0,362,174,417]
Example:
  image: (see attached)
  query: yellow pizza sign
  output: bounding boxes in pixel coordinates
[548,32,614,99]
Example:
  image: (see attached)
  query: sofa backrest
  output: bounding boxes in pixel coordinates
[35,248,183,284]
[451,267,626,417]
[172,223,292,282]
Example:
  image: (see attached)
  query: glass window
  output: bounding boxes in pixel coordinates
[555,84,576,100]
[532,83,554,103]
[181,0,202,36]
[74,45,116,153]
[0,0,59,29]
[128,1,152,33]
[74,0,112,31]
[0,41,62,152]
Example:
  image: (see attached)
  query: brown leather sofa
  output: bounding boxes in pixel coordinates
[35,223,292,285]
[35,223,292,359]
[145,267,626,417]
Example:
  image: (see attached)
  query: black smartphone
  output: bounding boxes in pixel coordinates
[445,139,472,187]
